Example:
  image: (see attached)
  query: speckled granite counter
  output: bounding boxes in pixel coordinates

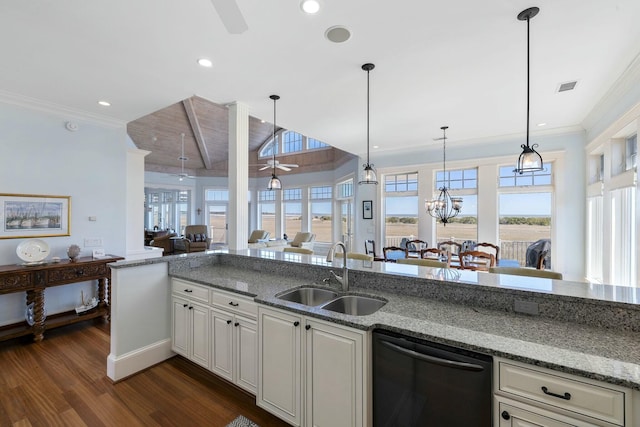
[112,249,640,390]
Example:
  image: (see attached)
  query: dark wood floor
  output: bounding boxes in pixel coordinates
[0,320,290,427]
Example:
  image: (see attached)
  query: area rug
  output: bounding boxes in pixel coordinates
[225,415,259,427]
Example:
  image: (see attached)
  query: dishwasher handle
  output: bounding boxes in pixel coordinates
[380,340,486,372]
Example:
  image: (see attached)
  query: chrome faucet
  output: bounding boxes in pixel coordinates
[326,241,349,292]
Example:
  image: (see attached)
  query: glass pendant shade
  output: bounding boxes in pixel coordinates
[516,143,543,173]
[359,163,378,185]
[425,126,462,225]
[267,174,282,190]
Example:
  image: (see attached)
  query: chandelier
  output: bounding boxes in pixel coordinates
[425,126,462,225]
[514,7,544,174]
[267,94,282,190]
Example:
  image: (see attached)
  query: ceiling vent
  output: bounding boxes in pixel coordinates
[557,81,577,92]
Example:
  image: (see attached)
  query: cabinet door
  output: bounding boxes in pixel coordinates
[498,400,588,427]
[235,315,257,394]
[257,307,302,426]
[190,302,210,368]
[211,308,234,381]
[305,319,365,427]
[171,296,190,357]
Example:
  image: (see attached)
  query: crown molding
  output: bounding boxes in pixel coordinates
[0,90,125,128]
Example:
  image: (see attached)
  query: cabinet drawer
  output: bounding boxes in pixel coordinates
[0,271,34,291]
[211,290,256,318]
[46,263,108,284]
[498,362,625,426]
[172,279,210,303]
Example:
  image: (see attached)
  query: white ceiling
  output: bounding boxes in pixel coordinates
[2,0,640,159]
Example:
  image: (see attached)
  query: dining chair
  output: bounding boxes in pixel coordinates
[347,252,374,261]
[489,266,562,280]
[420,248,450,267]
[475,242,500,262]
[459,250,495,271]
[536,250,549,269]
[405,239,428,258]
[383,246,407,262]
[437,241,462,256]
[397,258,448,268]
[364,240,384,261]
[283,247,313,255]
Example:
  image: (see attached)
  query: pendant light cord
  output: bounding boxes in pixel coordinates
[366,67,370,165]
[272,96,277,175]
[526,15,530,149]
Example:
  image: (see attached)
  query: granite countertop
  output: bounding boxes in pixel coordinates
[169,261,640,391]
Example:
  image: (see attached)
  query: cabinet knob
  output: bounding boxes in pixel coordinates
[293,321,300,327]
[183,303,188,308]
[501,411,510,420]
[188,306,193,310]
[226,320,232,325]
[234,322,239,327]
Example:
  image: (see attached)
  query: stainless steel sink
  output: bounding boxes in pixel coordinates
[277,287,339,306]
[320,295,386,316]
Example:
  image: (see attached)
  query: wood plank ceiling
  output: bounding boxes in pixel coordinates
[127,95,355,179]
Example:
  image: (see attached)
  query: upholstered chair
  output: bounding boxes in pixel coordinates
[248,229,269,243]
[149,232,177,255]
[283,247,313,254]
[489,266,563,280]
[288,232,315,249]
[174,225,210,253]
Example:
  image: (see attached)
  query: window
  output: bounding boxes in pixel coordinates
[498,164,553,267]
[337,180,353,199]
[204,190,229,201]
[283,188,302,237]
[433,168,477,244]
[307,138,329,150]
[436,168,477,190]
[384,173,419,246]
[145,189,190,233]
[259,138,279,158]
[258,190,276,237]
[610,187,636,286]
[310,186,332,242]
[283,131,303,153]
[626,134,637,171]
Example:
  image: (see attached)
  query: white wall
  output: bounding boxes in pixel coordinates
[0,101,128,326]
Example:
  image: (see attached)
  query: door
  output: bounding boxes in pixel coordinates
[340,200,354,251]
[190,302,210,368]
[235,315,258,394]
[498,401,577,427]
[206,203,228,244]
[171,296,189,357]
[211,308,234,382]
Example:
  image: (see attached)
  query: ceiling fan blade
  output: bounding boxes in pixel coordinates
[280,164,299,168]
[210,0,248,34]
[258,165,270,171]
[277,165,292,171]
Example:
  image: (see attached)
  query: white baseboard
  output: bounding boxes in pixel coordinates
[107,338,174,381]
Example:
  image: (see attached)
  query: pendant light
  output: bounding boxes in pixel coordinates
[514,6,544,174]
[425,126,462,225]
[358,63,378,185]
[267,94,282,190]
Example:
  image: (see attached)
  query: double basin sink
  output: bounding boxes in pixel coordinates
[277,287,386,316]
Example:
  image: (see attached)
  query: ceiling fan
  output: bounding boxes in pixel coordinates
[254,159,299,172]
[172,133,196,181]
[210,0,248,34]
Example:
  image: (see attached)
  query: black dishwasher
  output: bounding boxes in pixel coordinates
[372,330,492,427]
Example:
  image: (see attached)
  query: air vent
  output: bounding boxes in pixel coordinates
[557,81,577,92]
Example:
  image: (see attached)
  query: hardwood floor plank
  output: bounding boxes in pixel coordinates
[0,322,289,427]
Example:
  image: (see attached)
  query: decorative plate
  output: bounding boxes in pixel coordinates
[16,239,50,263]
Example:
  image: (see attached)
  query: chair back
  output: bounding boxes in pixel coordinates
[283,247,313,255]
[459,250,495,271]
[397,258,448,268]
[383,246,407,262]
[420,248,450,267]
[290,232,315,247]
[537,250,549,270]
[364,239,377,256]
[489,266,562,280]
[405,239,428,257]
[438,241,462,255]
[347,252,374,261]
[248,229,269,243]
[475,242,500,261]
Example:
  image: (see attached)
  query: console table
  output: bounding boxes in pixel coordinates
[0,255,123,342]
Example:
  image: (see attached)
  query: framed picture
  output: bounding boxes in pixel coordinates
[0,193,70,239]
[363,200,373,220]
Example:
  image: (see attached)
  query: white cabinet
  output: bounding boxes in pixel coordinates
[171,290,210,369]
[494,358,631,427]
[257,305,368,427]
[171,279,258,394]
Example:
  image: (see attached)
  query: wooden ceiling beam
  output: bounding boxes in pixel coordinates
[183,98,213,170]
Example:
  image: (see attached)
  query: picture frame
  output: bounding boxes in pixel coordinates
[0,193,70,239]
[363,200,373,220]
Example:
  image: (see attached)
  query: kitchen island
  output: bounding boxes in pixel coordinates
[108,249,640,425]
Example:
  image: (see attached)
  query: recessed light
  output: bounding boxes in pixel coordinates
[325,26,351,43]
[197,58,213,68]
[301,0,320,14]
[537,123,547,127]
[97,100,111,107]
[373,145,379,149]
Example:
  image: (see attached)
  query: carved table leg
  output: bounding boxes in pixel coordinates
[98,277,110,320]
[32,289,45,342]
